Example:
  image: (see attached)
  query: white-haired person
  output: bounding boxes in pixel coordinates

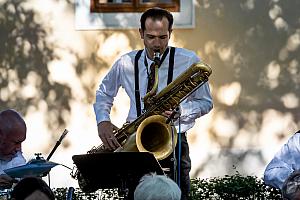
[134,173,181,200]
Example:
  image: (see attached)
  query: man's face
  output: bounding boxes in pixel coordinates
[24,190,51,200]
[139,16,172,59]
[0,127,26,161]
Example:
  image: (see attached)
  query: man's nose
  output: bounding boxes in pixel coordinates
[153,37,160,46]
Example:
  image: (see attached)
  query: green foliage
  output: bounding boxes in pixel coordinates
[52,174,282,200]
[189,173,282,200]
[52,188,119,200]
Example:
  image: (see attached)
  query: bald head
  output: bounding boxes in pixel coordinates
[0,109,26,160]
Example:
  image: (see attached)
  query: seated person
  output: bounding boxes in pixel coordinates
[10,177,55,200]
[0,109,26,189]
[134,173,181,200]
[264,130,300,189]
[282,170,300,200]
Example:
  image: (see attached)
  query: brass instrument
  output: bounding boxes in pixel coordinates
[143,51,160,104]
[90,61,212,153]
[72,60,212,192]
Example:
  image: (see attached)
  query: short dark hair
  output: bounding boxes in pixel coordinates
[11,177,55,200]
[140,7,173,31]
[282,170,300,200]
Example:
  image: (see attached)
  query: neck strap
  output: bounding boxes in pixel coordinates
[134,47,176,117]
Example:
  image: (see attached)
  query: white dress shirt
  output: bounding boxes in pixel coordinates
[93,47,213,133]
[264,131,300,189]
[0,151,26,175]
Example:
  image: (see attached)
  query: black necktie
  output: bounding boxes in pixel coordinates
[147,62,156,93]
[145,48,170,93]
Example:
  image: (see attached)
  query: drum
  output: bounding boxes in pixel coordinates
[0,189,12,200]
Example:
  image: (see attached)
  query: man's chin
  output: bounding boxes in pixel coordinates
[0,154,14,161]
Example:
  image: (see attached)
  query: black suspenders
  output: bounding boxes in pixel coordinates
[134,50,143,117]
[134,47,176,117]
[167,47,176,84]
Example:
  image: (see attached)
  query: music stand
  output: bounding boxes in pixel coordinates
[72,152,164,198]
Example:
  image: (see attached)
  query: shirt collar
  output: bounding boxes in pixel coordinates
[144,47,170,67]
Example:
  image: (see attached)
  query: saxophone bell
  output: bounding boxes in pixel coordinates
[136,114,177,161]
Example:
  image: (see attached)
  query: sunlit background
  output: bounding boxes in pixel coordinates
[1,0,300,189]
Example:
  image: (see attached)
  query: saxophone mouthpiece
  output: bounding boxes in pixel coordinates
[153,51,161,65]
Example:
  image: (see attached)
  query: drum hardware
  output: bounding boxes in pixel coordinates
[5,129,71,179]
[4,153,59,178]
[46,129,68,161]
[0,189,12,200]
[66,187,75,200]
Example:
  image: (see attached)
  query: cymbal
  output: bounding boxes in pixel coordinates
[4,159,59,178]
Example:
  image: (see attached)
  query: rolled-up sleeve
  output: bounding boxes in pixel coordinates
[264,132,300,189]
[93,60,122,124]
[176,55,213,132]
[180,82,213,120]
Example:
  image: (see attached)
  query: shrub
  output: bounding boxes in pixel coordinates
[189,173,282,200]
[52,174,282,199]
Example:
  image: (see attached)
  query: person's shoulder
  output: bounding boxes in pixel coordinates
[289,130,300,138]
[120,50,141,58]
[174,47,198,59]
[118,50,142,62]
[285,131,300,145]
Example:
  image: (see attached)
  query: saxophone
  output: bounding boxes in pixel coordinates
[72,61,212,192]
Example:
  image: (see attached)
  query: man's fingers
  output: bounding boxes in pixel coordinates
[106,135,115,150]
[111,137,122,148]
[12,178,18,183]
[163,109,181,120]
[0,174,13,182]
[106,135,121,150]
[100,131,119,151]
[0,175,14,189]
[162,111,172,118]
[100,134,114,151]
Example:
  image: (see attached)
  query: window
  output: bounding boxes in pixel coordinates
[75,0,194,30]
[91,0,180,13]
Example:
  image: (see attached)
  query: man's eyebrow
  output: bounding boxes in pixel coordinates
[146,33,168,37]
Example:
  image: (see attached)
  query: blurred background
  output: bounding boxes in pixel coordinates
[0,0,299,188]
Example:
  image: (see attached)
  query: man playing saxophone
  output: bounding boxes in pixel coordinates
[93,7,213,200]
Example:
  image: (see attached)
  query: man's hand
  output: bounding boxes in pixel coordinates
[0,174,16,189]
[97,121,121,151]
[162,107,181,122]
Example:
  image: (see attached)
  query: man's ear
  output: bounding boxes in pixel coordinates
[139,28,144,39]
[169,29,173,38]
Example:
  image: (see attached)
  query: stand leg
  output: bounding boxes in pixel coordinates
[118,179,131,200]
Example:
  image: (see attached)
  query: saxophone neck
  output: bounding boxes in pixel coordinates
[153,51,161,66]
[143,64,158,107]
[143,51,160,109]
